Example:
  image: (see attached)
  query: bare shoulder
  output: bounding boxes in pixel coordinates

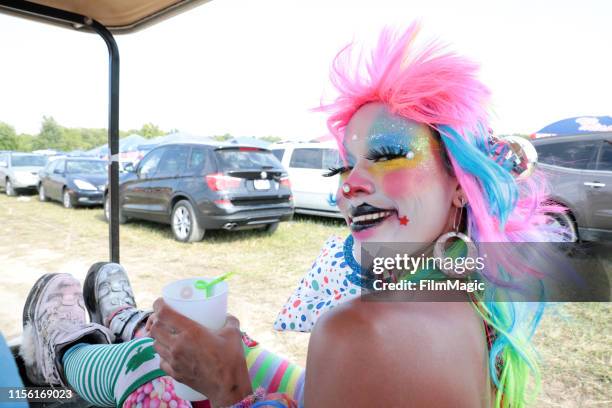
[304,298,490,408]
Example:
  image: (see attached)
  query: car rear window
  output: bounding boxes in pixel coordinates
[215,149,280,170]
[11,154,48,167]
[271,149,285,162]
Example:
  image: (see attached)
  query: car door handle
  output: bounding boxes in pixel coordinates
[584,182,605,188]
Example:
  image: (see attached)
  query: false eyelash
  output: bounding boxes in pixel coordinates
[323,166,351,177]
[365,145,410,162]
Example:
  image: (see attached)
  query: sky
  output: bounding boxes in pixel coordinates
[0,0,610,141]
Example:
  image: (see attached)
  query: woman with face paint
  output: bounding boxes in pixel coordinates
[21,23,563,408]
[147,23,559,407]
[145,25,561,408]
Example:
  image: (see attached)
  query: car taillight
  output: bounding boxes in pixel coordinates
[280,176,291,188]
[206,173,242,191]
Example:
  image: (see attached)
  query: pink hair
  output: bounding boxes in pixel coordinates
[322,22,490,151]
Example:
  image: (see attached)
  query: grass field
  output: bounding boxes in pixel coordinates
[0,193,609,407]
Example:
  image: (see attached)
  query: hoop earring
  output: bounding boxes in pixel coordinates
[433,205,478,278]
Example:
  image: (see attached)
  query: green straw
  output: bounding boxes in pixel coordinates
[194,272,234,298]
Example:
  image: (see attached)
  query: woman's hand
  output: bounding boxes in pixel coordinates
[148,298,252,407]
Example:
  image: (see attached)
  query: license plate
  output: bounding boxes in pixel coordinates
[254,179,270,190]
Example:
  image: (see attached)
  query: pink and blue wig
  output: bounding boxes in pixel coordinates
[321,22,565,407]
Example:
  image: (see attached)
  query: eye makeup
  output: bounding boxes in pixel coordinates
[364,112,433,175]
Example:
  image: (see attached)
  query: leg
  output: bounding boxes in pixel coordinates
[61,337,179,407]
[82,263,192,407]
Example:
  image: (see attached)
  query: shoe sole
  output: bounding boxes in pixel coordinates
[83,262,109,325]
[22,273,64,385]
[23,273,60,329]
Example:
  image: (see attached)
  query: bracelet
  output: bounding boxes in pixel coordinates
[226,387,266,408]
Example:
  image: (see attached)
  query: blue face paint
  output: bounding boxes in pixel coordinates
[367,111,414,152]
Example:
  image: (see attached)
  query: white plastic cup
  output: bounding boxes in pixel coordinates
[162,277,229,401]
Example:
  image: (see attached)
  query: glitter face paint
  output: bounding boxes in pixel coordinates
[337,102,457,250]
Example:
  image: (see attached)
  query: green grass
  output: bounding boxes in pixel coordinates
[0,193,609,406]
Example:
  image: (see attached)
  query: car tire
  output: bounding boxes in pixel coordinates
[547,211,578,242]
[62,188,74,209]
[264,222,280,234]
[38,184,48,202]
[104,194,127,224]
[171,200,205,243]
[5,179,16,196]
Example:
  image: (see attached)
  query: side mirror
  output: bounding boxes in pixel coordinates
[124,162,136,173]
[53,168,63,175]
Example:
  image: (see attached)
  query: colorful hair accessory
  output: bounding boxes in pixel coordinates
[488,136,538,180]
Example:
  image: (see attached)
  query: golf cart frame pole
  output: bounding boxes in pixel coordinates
[0,0,120,263]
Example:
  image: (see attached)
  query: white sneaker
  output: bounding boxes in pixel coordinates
[83,262,151,342]
[20,273,113,386]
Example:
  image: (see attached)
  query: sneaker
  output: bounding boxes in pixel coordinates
[20,273,113,386]
[83,262,151,343]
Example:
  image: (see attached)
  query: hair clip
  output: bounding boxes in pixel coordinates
[488,135,538,179]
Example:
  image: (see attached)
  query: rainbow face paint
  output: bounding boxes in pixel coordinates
[336,102,457,246]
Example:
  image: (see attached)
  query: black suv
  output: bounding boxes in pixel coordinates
[104,142,294,242]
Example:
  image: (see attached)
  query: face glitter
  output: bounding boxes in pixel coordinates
[337,102,457,245]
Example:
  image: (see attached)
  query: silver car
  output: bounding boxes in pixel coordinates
[533,132,612,241]
[0,152,49,196]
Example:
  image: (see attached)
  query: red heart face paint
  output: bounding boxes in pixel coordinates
[336,102,457,247]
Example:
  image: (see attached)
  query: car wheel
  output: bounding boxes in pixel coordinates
[264,222,280,234]
[5,179,16,196]
[104,194,127,224]
[171,200,204,242]
[38,184,47,202]
[546,211,578,242]
[62,188,74,209]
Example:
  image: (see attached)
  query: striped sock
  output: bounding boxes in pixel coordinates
[243,344,305,404]
[63,337,165,408]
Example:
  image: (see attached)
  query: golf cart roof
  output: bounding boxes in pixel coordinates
[0,0,211,33]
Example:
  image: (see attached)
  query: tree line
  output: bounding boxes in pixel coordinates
[0,117,281,152]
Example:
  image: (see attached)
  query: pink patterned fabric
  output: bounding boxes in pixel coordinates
[122,376,191,408]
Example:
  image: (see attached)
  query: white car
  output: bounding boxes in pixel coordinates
[0,152,49,196]
[269,141,342,218]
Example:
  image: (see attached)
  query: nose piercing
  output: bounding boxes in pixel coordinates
[342,183,351,194]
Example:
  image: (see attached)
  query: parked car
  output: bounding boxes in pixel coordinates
[0,152,48,196]
[533,132,612,241]
[104,142,294,242]
[269,141,343,218]
[38,157,108,208]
